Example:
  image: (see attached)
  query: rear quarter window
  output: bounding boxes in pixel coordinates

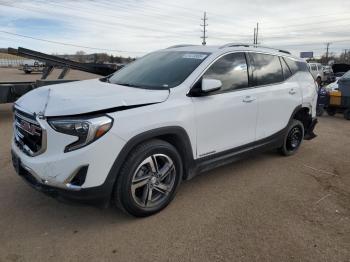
[280,57,292,79]
[284,58,299,74]
[284,58,309,74]
[249,53,284,86]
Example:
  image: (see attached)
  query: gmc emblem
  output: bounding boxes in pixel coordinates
[16,119,41,136]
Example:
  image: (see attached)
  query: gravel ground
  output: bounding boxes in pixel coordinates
[0,102,350,261]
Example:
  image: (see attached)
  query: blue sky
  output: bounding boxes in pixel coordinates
[0,0,350,57]
[11,18,65,35]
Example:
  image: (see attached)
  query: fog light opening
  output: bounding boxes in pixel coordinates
[70,165,88,186]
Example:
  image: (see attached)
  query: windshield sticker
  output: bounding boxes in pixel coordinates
[182,53,207,60]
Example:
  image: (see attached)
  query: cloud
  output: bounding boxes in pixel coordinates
[0,0,349,57]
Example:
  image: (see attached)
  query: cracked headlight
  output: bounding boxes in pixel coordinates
[48,115,113,152]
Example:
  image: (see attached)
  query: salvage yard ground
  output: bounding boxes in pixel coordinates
[0,68,349,261]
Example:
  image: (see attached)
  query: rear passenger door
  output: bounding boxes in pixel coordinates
[247,53,302,140]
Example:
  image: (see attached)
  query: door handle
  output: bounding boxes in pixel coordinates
[242,96,256,103]
[289,89,296,95]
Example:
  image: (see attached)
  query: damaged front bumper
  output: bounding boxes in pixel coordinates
[11,149,112,206]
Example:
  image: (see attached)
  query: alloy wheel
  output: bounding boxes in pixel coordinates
[131,154,176,208]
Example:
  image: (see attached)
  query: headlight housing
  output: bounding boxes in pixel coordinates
[48,115,113,152]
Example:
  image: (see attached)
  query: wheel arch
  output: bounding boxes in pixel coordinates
[103,126,195,201]
[290,105,313,135]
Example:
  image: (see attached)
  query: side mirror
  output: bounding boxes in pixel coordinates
[201,78,222,93]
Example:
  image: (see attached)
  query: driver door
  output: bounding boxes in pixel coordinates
[191,52,258,158]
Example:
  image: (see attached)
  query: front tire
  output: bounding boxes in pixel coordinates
[114,139,182,217]
[279,120,304,156]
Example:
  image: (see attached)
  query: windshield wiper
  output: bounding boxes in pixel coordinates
[99,76,110,83]
[116,82,144,88]
[114,82,165,90]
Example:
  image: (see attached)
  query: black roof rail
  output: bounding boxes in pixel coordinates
[278,49,291,55]
[220,43,291,55]
[166,44,195,49]
[219,43,251,49]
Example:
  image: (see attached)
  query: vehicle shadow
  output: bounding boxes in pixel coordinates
[7,149,279,228]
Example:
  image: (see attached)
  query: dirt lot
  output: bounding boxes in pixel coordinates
[1,102,350,261]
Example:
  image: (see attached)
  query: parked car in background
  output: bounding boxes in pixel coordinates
[308,62,327,83]
[11,44,318,217]
[21,61,45,74]
[322,65,335,83]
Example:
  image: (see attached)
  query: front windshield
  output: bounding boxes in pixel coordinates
[109,51,210,89]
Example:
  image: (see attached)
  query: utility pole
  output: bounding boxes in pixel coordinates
[201,12,208,45]
[256,22,259,46]
[344,49,348,62]
[325,42,331,63]
[253,28,256,45]
[253,22,259,46]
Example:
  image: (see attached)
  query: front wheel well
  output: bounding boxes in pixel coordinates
[152,134,193,180]
[115,127,194,183]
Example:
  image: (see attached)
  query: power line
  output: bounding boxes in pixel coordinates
[201,12,208,46]
[3,1,350,41]
[0,30,144,53]
[2,1,350,54]
[0,2,196,37]
[261,17,350,31]
[146,0,350,28]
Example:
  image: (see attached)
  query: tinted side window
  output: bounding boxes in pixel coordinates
[285,58,299,74]
[311,64,317,71]
[250,53,283,86]
[280,57,292,79]
[203,52,248,92]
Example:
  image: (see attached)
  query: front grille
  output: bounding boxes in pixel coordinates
[14,109,44,156]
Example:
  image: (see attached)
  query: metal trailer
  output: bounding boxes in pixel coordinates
[0,47,118,104]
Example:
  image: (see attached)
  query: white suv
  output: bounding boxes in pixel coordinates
[11,44,318,217]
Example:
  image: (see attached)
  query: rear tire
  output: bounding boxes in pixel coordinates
[344,109,350,120]
[279,120,304,156]
[114,139,182,217]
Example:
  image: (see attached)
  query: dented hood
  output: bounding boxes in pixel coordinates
[15,79,170,116]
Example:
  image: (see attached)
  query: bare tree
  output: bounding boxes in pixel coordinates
[75,50,86,63]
